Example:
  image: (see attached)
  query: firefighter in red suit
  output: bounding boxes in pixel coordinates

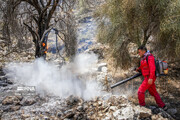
[137,46,167,110]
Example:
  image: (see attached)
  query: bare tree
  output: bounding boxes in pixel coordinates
[11,0,77,58]
[0,0,31,57]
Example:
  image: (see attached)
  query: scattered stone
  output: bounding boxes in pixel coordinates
[56,111,63,118]
[101,67,108,73]
[64,109,73,115]
[113,109,121,117]
[93,103,97,107]
[0,71,5,76]
[77,106,83,111]
[83,103,88,110]
[98,63,107,71]
[27,55,32,59]
[120,106,134,119]
[102,94,112,100]
[11,105,21,111]
[64,112,75,119]
[109,106,117,111]
[20,97,36,106]
[5,80,13,84]
[139,112,151,119]
[43,116,50,120]
[16,96,23,101]
[66,95,80,106]
[149,106,157,110]
[74,112,86,120]
[103,106,110,113]
[151,114,168,120]
[0,82,177,120]
[98,101,102,106]
[0,76,7,81]
[152,107,160,114]
[2,96,21,105]
[167,108,177,115]
[21,114,30,119]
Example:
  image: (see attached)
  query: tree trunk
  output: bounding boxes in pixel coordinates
[142,28,150,46]
[35,16,48,58]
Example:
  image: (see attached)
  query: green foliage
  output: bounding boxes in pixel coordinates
[157,0,180,59]
[95,0,179,69]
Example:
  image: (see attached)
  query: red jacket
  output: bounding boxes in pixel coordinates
[138,54,156,79]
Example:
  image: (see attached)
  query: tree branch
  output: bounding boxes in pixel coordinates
[46,0,59,28]
[32,0,42,14]
[42,0,52,13]
[13,0,22,11]
[39,0,52,21]
[40,25,54,43]
[40,0,45,8]
[23,22,39,42]
[20,0,41,14]
[57,33,65,43]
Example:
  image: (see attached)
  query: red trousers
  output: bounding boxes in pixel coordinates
[138,76,165,108]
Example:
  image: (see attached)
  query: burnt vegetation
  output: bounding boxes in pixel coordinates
[0,0,77,59]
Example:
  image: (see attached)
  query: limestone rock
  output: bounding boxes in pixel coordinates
[20,97,36,106]
[2,96,21,105]
[139,112,151,119]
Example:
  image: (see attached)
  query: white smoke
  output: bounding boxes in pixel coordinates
[73,52,98,74]
[3,53,103,100]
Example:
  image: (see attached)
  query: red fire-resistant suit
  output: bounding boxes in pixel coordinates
[137,54,165,108]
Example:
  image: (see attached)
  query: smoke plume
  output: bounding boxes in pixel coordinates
[4,53,103,100]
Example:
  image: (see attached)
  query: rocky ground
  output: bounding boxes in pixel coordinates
[0,4,180,120]
[0,61,179,120]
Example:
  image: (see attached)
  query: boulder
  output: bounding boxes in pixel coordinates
[2,96,21,105]
[20,97,36,106]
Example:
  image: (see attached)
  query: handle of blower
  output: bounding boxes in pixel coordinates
[111,73,142,89]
